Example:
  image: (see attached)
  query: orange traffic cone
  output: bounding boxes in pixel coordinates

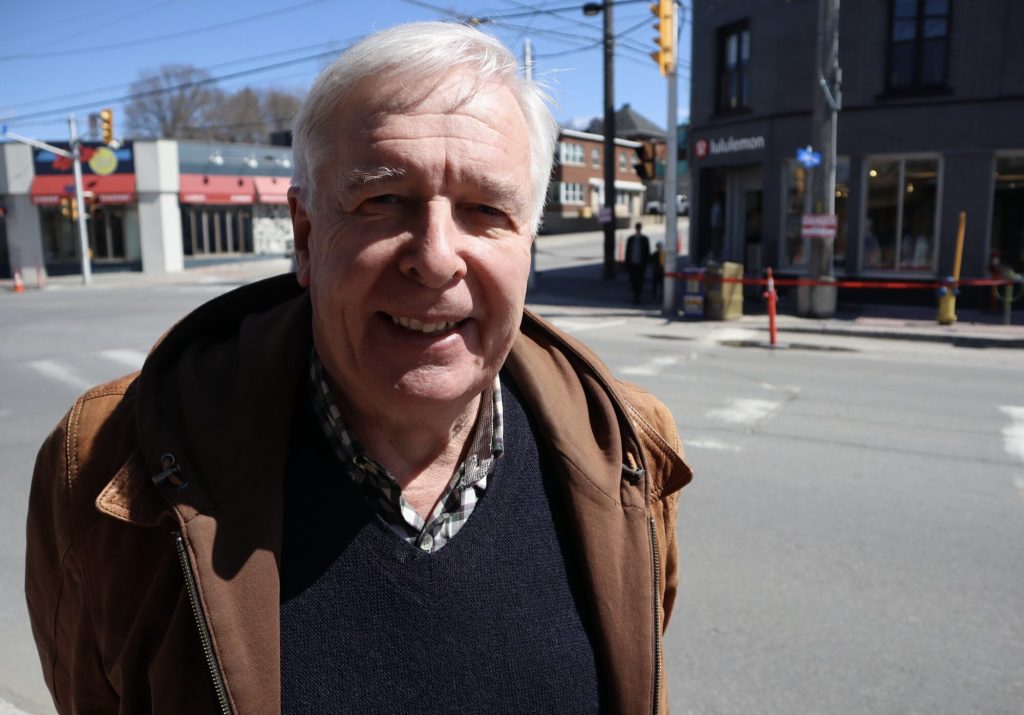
[12,271,25,294]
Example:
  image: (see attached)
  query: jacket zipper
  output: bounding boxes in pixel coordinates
[173,532,233,715]
[649,514,662,715]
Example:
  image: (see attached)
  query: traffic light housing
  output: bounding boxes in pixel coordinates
[634,141,657,181]
[650,0,675,76]
[99,108,114,145]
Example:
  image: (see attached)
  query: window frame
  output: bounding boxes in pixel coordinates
[715,19,752,114]
[884,0,952,96]
[860,153,944,274]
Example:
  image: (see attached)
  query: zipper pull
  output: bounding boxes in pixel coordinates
[152,453,188,489]
[623,451,645,485]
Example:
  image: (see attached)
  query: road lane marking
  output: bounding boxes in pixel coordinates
[0,696,31,714]
[621,355,681,376]
[29,359,93,392]
[99,348,148,370]
[549,318,627,334]
[998,406,1024,497]
[686,437,742,452]
[707,398,783,425]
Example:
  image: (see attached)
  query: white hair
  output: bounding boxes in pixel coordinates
[291,21,558,233]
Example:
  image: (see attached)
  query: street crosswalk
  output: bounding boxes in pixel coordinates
[24,347,147,397]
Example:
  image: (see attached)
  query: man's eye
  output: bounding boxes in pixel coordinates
[475,204,506,218]
[366,194,400,205]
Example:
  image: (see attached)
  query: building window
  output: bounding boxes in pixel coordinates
[992,155,1024,275]
[888,0,949,92]
[717,21,750,112]
[864,157,940,272]
[619,152,627,171]
[559,142,584,165]
[559,182,584,205]
[783,158,851,271]
[591,148,600,167]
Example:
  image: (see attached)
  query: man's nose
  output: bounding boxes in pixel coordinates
[399,200,467,288]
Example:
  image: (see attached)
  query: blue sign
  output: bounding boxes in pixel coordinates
[797,145,821,168]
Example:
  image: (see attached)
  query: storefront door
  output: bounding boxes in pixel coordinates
[724,167,763,270]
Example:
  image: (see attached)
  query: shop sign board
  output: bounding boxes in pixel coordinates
[694,135,766,160]
[801,213,837,239]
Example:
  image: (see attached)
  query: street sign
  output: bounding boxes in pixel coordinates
[797,145,822,168]
[801,213,837,239]
[597,206,613,225]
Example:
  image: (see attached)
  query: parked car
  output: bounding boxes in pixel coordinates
[644,195,689,216]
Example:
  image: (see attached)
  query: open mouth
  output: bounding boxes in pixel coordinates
[389,315,464,336]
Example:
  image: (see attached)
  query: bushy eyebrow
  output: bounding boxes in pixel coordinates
[474,176,530,214]
[335,166,407,203]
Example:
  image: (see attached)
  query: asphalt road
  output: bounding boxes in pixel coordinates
[1,242,1022,713]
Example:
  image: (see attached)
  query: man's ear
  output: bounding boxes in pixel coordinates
[288,186,312,288]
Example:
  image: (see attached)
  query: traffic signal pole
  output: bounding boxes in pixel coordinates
[1,118,93,284]
[69,115,92,285]
[662,1,679,315]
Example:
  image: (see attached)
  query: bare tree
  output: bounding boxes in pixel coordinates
[124,64,223,140]
[260,89,302,133]
[206,87,265,143]
[124,64,305,142]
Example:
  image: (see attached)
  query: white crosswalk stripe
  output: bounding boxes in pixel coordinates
[707,398,783,425]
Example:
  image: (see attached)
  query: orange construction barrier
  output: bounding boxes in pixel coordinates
[12,271,25,294]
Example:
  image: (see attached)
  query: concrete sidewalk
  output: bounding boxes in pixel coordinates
[5,256,1023,348]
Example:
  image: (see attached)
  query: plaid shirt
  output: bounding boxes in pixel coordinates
[309,351,503,553]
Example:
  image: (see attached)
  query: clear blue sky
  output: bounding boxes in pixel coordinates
[0,0,691,144]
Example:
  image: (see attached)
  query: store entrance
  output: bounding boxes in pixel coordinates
[723,167,763,272]
[993,156,1024,275]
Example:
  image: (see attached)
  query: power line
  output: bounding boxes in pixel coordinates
[5,39,346,112]
[0,47,347,124]
[0,0,334,62]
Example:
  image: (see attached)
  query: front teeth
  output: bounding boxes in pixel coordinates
[392,316,457,335]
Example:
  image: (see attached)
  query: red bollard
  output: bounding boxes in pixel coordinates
[764,267,778,346]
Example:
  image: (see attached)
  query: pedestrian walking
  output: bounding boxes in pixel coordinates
[651,240,665,301]
[625,222,650,304]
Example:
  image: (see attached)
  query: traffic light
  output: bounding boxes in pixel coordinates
[650,0,675,76]
[59,197,78,220]
[634,141,656,181]
[99,108,114,145]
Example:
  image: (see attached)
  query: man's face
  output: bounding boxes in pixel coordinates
[291,70,534,416]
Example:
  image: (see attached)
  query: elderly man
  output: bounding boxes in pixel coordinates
[26,22,690,714]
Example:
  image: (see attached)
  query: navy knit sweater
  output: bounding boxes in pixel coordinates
[280,378,600,713]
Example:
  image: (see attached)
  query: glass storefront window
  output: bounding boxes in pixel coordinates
[992,155,1024,274]
[865,157,939,272]
[783,157,850,271]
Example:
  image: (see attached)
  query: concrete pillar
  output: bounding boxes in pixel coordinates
[134,140,183,274]
[0,143,45,284]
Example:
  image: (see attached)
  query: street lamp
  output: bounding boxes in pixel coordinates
[583,0,617,280]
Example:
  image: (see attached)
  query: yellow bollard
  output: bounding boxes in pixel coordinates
[938,211,967,326]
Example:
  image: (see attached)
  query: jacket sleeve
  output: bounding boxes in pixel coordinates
[25,405,118,713]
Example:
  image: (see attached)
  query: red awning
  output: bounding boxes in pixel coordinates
[179,174,255,205]
[30,174,136,205]
[253,176,290,205]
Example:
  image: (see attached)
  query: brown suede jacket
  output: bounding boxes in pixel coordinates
[25,274,692,715]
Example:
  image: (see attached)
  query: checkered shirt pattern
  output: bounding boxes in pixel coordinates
[309,350,504,553]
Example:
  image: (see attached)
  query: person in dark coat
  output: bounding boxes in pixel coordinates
[625,222,650,304]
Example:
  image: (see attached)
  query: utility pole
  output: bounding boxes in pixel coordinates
[524,37,538,291]
[69,115,92,285]
[601,0,617,279]
[806,0,841,316]
[1,118,92,284]
[661,0,679,314]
